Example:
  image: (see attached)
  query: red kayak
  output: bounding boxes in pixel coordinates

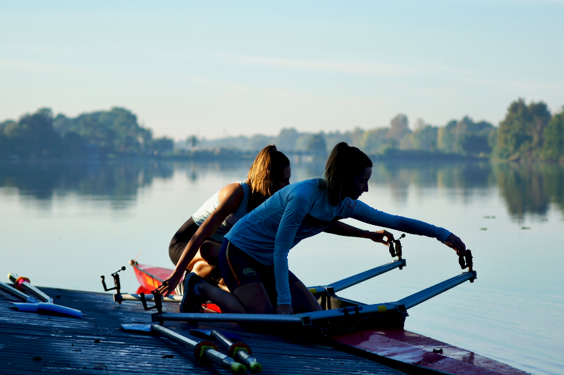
[129,260,176,295]
[129,260,221,313]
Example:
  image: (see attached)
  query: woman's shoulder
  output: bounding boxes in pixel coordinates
[291,179,324,192]
[283,179,325,203]
[217,182,246,204]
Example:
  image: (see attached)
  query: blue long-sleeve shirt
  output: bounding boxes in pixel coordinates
[225,179,451,306]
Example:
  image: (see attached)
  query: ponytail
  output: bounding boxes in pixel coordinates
[246,145,290,211]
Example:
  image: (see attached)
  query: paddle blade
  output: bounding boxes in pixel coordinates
[37,303,82,318]
[11,302,39,312]
[121,324,153,332]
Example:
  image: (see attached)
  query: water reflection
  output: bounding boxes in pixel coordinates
[1,160,563,219]
[371,162,495,202]
[494,163,564,220]
[0,160,174,205]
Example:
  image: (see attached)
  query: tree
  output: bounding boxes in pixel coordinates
[52,107,165,157]
[294,134,309,151]
[149,137,174,155]
[324,131,352,151]
[413,118,426,131]
[247,135,272,151]
[388,114,411,141]
[307,134,327,156]
[541,107,564,161]
[438,116,495,156]
[275,128,300,152]
[4,109,64,158]
[348,127,365,147]
[187,135,198,149]
[62,131,87,156]
[411,125,438,151]
[494,99,551,161]
[360,128,392,154]
[437,120,459,153]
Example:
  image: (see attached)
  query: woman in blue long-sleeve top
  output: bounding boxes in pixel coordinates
[177,142,467,315]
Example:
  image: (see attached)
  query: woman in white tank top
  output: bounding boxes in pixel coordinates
[159,145,291,295]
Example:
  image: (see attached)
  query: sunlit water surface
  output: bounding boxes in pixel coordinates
[1,160,563,374]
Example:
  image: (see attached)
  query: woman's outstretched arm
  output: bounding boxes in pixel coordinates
[350,201,466,254]
[324,221,395,246]
[156,183,245,296]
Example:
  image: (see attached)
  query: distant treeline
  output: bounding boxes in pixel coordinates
[0,107,174,159]
[190,99,564,163]
[1,98,563,162]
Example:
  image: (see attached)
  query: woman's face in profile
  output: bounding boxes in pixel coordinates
[345,167,372,200]
[272,166,291,192]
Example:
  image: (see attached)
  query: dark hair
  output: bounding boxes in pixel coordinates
[246,145,290,211]
[324,142,372,205]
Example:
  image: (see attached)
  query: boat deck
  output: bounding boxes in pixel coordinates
[0,286,410,375]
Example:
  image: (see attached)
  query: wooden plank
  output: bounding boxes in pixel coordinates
[0,285,406,375]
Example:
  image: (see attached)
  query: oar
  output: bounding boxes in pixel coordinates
[191,329,262,373]
[7,273,82,318]
[120,293,182,303]
[121,324,246,374]
[0,280,40,311]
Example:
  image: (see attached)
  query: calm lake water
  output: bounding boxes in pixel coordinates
[1,159,563,374]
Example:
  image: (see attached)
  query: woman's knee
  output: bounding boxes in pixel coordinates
[200,241,221,265]
[290,279,322,313]
[233,283,274,314]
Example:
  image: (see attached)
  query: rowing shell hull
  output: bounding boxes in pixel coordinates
[131,262,174,295]
[333,329,529,375]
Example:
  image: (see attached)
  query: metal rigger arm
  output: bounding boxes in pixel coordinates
[147,242,477,331]
[308,233,407,297]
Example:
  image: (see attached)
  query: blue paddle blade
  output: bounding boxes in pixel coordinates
[121,324,153,332]
[37,303,82,318]
[11,302,39,312]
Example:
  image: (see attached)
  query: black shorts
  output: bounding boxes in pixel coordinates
[168,217,221,265]
[218,239,298,307]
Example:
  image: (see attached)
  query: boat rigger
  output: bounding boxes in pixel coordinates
[122,238,477,336]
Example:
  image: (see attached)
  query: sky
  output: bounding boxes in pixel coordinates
[1,0,563,140]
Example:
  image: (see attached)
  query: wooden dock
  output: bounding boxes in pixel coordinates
[0,286,411,375]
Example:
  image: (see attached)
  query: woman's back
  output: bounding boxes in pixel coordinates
[192,182,250,242]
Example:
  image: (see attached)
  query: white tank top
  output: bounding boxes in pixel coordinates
[191,182,251,242]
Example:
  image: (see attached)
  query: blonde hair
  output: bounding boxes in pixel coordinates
[246,145,290,210]
[324,142,372,205]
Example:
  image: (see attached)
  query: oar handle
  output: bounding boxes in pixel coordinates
[212,330,262,373]
[232,347,262,373]
[151,325,246,374]
[8,273,52,303]
[202,346,247,373]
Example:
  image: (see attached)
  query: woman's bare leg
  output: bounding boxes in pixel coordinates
[199,241,222,266]
[188,240,222,280]
[289,278,322,313]
[197,281,247,314]
[233,283,274,314]
[192,260,215,278]
[197,281,273,314]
